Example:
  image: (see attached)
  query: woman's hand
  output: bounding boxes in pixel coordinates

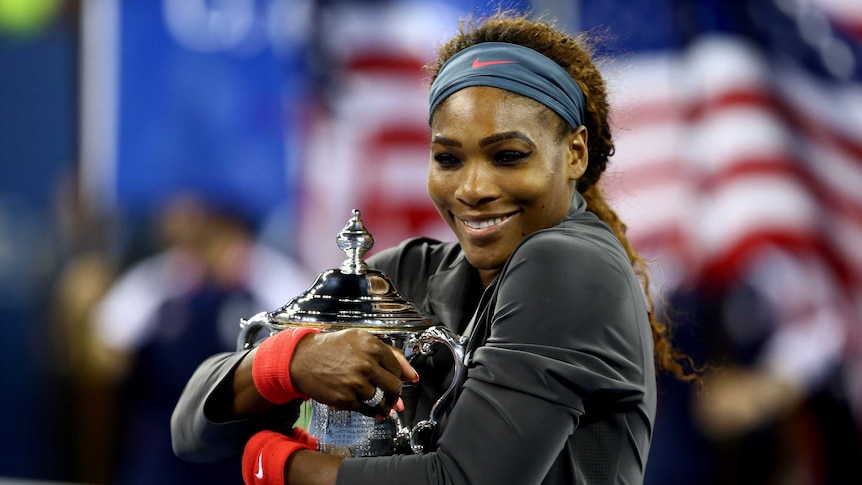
[291,329,418,416]
[231,328,417,419]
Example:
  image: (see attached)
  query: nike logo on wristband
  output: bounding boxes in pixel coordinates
[255,452,264,479]
[471,57,518,68]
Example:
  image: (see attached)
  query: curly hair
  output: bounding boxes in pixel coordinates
[427,12,699,383]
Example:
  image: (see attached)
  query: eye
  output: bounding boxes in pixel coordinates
[494,150,530,165]
[433,152,462,168]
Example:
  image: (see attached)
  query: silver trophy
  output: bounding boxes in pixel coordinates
[237,210,466,456]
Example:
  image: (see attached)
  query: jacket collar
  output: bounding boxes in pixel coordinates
[426,253,480,335]
[425,192,588,335]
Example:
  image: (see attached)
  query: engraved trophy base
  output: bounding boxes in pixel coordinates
[309,400,411,457]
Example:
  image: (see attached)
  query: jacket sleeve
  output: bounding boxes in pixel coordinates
[171,350,301,463]
[337,231,654,484]
[171,351,254,462]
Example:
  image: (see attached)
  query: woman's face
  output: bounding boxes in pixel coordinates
[428,86,588,286]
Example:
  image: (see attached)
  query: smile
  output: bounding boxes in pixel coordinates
[462,216,508,229]
[458,212,516,232]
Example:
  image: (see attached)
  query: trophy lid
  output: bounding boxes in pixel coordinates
[267,210,432,332]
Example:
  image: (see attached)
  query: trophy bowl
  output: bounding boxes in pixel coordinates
[237,210,465,456]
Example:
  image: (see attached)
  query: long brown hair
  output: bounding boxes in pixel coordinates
[428,12,699,382]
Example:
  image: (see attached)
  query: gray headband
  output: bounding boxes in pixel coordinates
[429,42,586,128]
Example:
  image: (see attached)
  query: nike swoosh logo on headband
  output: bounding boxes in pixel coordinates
[471,58,518,68]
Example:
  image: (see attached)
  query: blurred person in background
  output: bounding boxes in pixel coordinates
[47,171,119,485]
[641,251,859,485]
[86,192,312,485]
[688,249,858,485]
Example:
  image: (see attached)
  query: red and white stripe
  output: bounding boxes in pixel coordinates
[604,32,862,407]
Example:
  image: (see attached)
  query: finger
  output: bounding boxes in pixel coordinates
[374,343,418,387]
[355,380,400,418]
[389,346,419,383]
[359,386,385,408]
[354,386,390,417]
[376,348,418,408]
[358,342,402,399]
[371,366,403,407]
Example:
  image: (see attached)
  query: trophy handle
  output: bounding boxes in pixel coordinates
[237,311,272,351]
[408,326,468,454]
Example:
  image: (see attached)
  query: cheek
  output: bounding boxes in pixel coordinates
[426,170,450,207]
[520,172,569,218]
[517,171,557,202]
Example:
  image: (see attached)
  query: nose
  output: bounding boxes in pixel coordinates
[454,161,498,207]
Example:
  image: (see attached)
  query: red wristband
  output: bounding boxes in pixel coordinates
[290,426,319,449]
[252,327,321,404]
[242,430,313,485]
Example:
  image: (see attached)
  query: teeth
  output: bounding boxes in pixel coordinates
[463,216,506,229]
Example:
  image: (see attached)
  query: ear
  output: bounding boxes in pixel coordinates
[565,125,589,181]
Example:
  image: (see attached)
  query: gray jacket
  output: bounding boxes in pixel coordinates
[171,193,657,484]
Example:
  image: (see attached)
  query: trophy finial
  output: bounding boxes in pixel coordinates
[337,209,375,274]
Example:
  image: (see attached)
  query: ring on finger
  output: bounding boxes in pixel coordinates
[361,387,385,407]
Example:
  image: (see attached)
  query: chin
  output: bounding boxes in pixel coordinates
[463,251,503,271]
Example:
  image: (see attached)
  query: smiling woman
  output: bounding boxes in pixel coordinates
[171,11,699,485]
[428,86,587,286]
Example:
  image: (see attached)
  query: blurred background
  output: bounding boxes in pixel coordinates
[1,0,860,484]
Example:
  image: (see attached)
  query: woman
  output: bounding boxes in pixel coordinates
[171,12,695,485]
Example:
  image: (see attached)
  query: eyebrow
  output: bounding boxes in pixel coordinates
[431,135,461,148]
[430,131,537,149]
[480,131,536,148]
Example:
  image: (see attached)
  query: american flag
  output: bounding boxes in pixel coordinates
[599,0,862,424]
[294,1,862,414]
[295,1,468,271]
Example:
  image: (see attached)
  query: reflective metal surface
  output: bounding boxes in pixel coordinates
[238,209,432,343]
[236,209,465,456]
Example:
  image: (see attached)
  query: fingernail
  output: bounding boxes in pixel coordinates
[395,397,404,412]
[411,371,420,383]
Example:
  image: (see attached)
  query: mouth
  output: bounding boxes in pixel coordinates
[457,211,517,234]
[462,216,508,229]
